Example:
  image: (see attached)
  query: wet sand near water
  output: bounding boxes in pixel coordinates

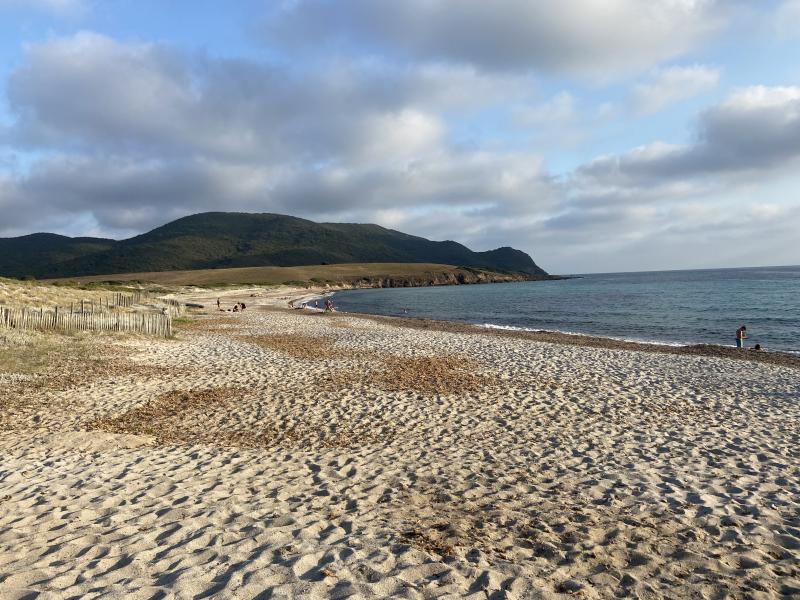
[342,311,800,370]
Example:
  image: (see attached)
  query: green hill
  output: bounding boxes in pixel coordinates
[0,233,115,279]
[0,212,547,278]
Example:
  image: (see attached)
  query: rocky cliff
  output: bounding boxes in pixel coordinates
[341,269,555,289]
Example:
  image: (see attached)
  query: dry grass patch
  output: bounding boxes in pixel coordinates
[0,277,113,310]
[0,336,56,376]
[56,262,474,287]
[86,387,246,444]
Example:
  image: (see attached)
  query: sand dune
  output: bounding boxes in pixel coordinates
[1,293,798,598]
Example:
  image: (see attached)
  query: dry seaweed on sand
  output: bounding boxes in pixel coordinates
[401,527,457,558]
[174,315,242,332]
[317,354,499,396]
[87,385,395,449]
[373,355,498,395]
[86,387,248,443]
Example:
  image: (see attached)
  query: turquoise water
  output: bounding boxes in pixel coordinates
[332,266,800,353]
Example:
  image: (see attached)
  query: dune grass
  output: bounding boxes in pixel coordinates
[0,277,115,309]
[0,334,59,375]
[45,262,481,287]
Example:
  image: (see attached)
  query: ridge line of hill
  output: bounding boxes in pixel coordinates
[0,212,548,279]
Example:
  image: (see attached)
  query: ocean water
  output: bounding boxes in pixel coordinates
[331,266,800,353]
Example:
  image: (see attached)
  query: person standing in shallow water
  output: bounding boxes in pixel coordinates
[736,325,747,349]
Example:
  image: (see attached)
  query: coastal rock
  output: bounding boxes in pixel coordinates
[344,269,543,289]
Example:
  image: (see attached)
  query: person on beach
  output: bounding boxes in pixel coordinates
[752,344,762,351]
[216,298,221,311]
[736,325,747,348]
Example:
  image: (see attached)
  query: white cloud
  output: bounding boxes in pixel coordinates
[632,65,720,115]
[266,0,728,78]
[269,151,555,216]
[350,109,445,162]
[576,85,800,194]
[0,149,558,243]
[2,31,800,273]
[537,86,800,270]
[4,33,536,163]
[0,33,557,242]
[718,85,800,111]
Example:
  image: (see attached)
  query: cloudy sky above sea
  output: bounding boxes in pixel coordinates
[0,1,798,273]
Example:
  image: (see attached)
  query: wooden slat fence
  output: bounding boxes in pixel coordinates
[0,306,172,338]
[155,297,184,316]
[113,291,149,308]
[65,292,183,317]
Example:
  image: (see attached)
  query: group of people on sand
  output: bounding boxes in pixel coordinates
[735,325,761,351]
[216,298,246,312]
[288,297,335,312]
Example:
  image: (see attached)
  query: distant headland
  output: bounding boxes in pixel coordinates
[0,212,549,281]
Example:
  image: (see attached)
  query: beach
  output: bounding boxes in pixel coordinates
[1,287,798,599]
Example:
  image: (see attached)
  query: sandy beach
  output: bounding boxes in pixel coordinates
[1,287,798,599]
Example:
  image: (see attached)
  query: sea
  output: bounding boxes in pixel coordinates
[331,265,800,354]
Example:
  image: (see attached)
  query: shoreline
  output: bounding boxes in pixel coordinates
[280,284,800,369]
[204,284,800,369]
[313,307,800,370]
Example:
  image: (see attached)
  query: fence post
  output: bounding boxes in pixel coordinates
[1,303,171,337]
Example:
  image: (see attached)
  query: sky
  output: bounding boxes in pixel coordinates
[0,1,799,274]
